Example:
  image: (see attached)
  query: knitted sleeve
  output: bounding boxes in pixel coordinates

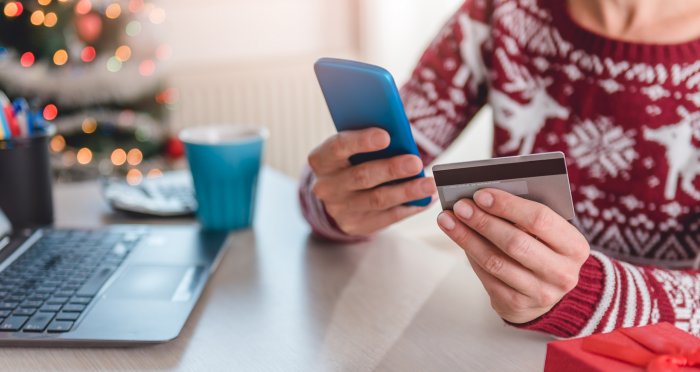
[514,250,700,337]
[299,0,491,241]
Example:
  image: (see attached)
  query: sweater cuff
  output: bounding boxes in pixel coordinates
[509,254,605,338]
[298,166,368,243]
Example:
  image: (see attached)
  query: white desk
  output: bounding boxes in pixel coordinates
[0,168,550,371]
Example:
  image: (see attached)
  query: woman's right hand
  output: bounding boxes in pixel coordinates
[308,127,437,237]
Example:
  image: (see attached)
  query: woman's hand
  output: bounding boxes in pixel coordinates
[308,127,437,237]
[436,188,590,324]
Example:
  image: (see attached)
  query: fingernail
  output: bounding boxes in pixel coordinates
[475,191,494,208]
[371,131,388,147]
[421,179,436,194]
[403,158,421,174]
[437,212,455,230]
[454,200,473,219]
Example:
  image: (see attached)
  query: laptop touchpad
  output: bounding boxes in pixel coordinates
[105,265,201,302]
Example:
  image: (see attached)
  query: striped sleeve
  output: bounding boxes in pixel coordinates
[298,165,367,242]
[513,250,700,337]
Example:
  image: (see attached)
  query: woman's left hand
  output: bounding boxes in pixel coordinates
[436,188,590,324]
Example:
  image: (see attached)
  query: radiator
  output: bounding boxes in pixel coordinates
[167,57,339,177]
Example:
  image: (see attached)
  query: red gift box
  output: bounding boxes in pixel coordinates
[545,322,700,371]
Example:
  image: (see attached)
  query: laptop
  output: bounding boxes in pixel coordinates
[0,208,229,346]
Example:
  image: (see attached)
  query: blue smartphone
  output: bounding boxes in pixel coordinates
[314,58,431,207]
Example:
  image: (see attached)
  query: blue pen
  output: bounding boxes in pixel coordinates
[0,93,10,140]
[12,98,30,137]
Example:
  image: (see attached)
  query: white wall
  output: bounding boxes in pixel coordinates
[358,0,463,82]
[359,0,493,164]
[162,0,357,68]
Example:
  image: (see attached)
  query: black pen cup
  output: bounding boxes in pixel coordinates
[0,128,54,230]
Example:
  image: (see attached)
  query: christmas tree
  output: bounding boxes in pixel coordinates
[0,0,181,183]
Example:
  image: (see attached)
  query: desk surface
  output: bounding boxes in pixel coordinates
[0,169,549,371]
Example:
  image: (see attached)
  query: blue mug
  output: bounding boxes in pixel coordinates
[180,125,269,230]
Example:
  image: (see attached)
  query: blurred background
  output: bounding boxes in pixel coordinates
[0,0,492,183]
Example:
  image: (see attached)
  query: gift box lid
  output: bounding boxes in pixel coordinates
[545,323,700,372]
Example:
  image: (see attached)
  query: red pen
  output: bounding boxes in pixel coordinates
[3,104,19,137]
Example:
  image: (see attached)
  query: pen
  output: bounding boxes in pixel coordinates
[0,92,11,140]
[12,99,30,137]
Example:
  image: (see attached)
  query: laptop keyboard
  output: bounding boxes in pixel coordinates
[0,229,142,334]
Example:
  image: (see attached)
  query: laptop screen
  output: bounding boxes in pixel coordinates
[0,209,11,251]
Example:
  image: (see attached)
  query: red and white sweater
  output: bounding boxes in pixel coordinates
[299,0,700,338]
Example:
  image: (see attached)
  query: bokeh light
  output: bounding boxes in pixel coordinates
[111,148,127,165]
[43,12,58,27]
[38,0,52,5]
[75,0,91,15]
[20,52,35,67]
[128,0,143,13]
[127,148,143,165]
[155,88,179,105]
[43,104,58,120]
[125,20,141,36]
[148,7,166,24]
[53,49,68,65]
[126,169,143,185]
[139,59,155,76]
[50,135,66,152]
[147,168,163,178]
[105,3,121,19]
[115,45,131,62]
[106,56,122,72]
[77,147,93,165]
[81,46,96,62]
[3,2,23,18]
[82,117,97,133]
[30,10,45,25]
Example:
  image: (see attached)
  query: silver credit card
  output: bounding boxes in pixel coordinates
[432,152,575,221]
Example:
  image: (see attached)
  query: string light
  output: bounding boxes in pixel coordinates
[76,148,93,165]
[105,3,121,19]
[128,0,143,13]
[155,88,178,105]
[115,45,131,62]
[53,49,68,65]
[3,2,23,18]
[75,0,91,15]
[126,148,143,165]
[43,104,58,120]
[125,20,141,36]
[80,46,96,62]
[111,148,126,165]
[106,56,122,72]
[138,59,155,76]
[30,10,45,25]
[147,169,163,178]
[148,7,166,24]
[38,0,52,6]
[50,135,66,152]
[126,169,143,185]
[20,52,35,67]
[81,117,97,133]
[43,12,58,27]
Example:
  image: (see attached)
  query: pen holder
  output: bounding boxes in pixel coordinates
[0,128,55,230]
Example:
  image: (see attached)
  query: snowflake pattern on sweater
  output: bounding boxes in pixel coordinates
[299,0,700,337]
